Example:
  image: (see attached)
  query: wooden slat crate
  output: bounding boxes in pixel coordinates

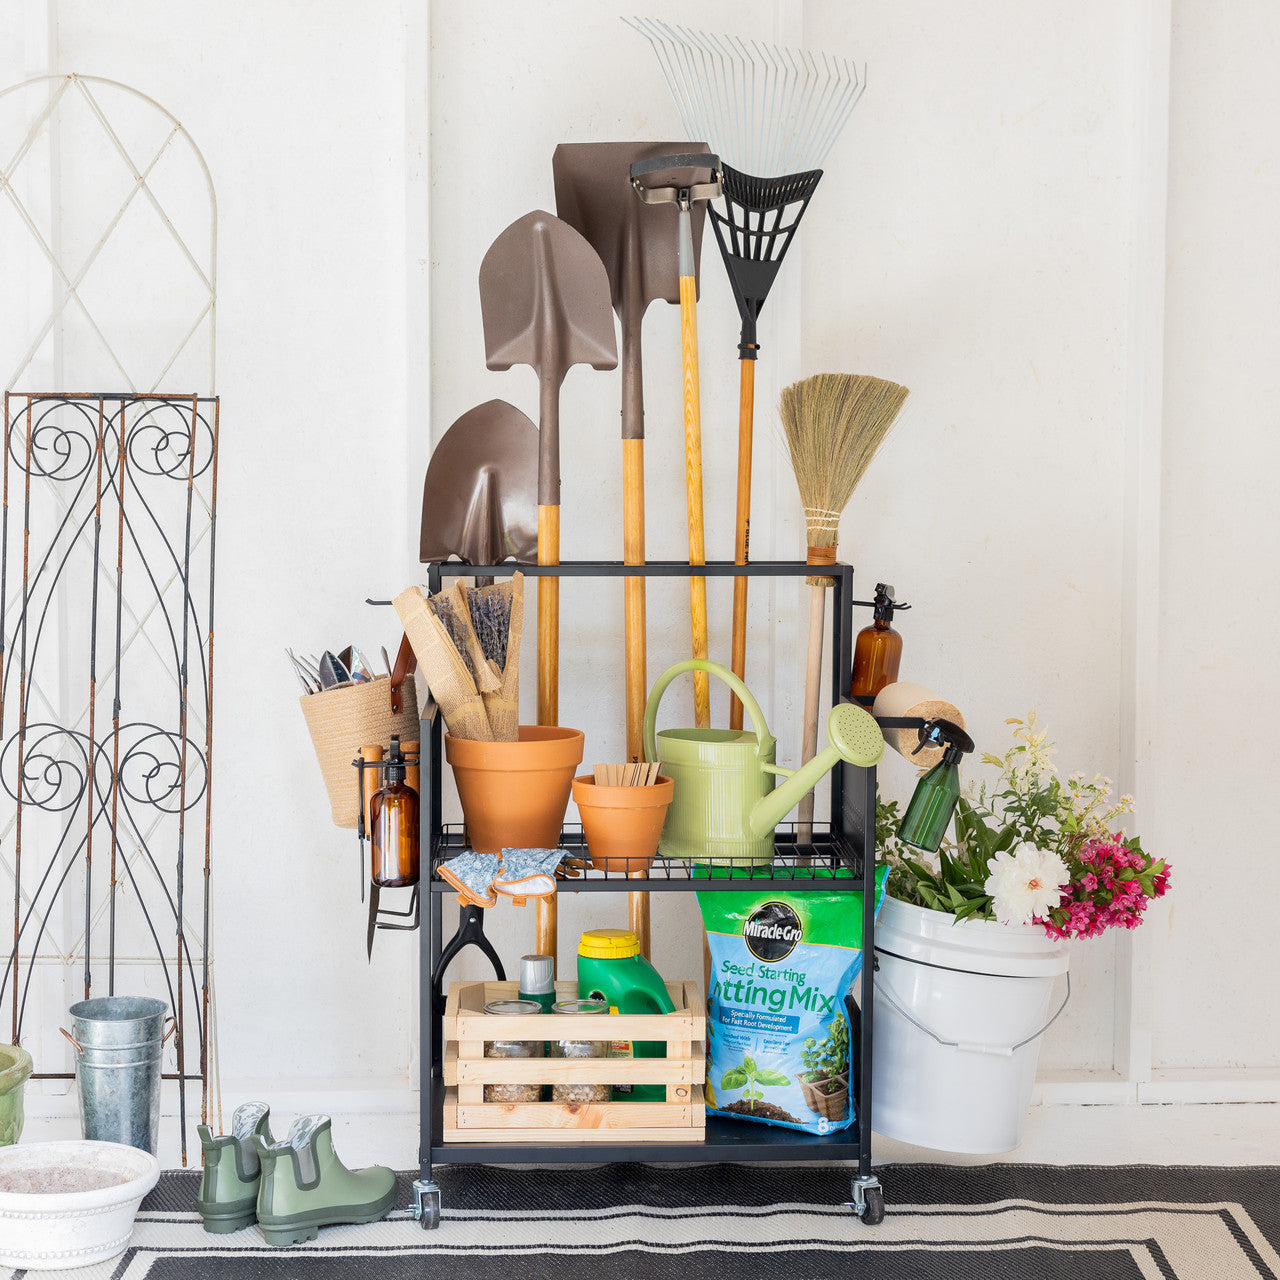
[442,979,706,1143]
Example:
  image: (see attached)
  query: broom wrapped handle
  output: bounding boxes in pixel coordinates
[797,582,826,845]
[798,546,837,844]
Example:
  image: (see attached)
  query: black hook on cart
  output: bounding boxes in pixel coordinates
[432,904,505,1018]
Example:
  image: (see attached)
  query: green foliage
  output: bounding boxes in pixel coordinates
[883,793,1000,921]
[720,1053,790,1111]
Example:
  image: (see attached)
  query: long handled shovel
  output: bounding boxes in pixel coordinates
[630,153,721,729]
[479,210,618,726]
[553,142,711,958]
[479,210,617,957]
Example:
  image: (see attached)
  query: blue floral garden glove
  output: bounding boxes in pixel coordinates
[437,851,502,908]
[493,848,568,906]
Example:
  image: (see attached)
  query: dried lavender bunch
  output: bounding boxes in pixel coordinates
[465,582,512,673]
[427,592,484,683]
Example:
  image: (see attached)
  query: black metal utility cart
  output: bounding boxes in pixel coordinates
[409,560,906,1230]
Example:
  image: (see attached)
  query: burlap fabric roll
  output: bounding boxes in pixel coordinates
[395,585,493,741]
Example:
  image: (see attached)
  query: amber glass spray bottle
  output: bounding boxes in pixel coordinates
[851,583,909,704]
[370,735,419,887]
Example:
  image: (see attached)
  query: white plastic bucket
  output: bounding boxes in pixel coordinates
[871,895,1070,1154]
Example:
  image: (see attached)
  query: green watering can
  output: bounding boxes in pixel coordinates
[642,659,886,866]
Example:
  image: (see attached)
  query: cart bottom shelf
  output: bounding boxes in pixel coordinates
[429,1102,864,1164]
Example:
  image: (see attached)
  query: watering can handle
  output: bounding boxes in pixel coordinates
[163,1017,177,1045]
[642,659,773,764]
[59,1027,84,1057]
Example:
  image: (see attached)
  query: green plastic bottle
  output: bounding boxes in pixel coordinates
[577,929,674,1103]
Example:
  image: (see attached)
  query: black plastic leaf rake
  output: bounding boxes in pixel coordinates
[709,164,824,358]
[627,18,866,729]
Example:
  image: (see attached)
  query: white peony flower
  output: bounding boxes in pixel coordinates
[983,843,1070,927]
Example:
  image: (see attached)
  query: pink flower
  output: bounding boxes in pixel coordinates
[1037,832,1169,941]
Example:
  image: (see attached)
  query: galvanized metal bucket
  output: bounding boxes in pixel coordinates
[62,997,174,1155]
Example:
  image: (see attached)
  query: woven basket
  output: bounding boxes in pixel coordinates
[300,637,420,829]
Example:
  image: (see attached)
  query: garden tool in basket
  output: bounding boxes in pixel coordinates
[630,153,721,730]
[629,20,868,730]
[480,210,618,961]
[553,141,712,957]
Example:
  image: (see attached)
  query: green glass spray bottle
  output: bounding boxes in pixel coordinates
[897,719,975,853]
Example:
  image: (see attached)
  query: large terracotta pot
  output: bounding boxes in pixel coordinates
[445,726,584,852]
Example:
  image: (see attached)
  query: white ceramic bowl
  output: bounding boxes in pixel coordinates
[0,1140,160,1270]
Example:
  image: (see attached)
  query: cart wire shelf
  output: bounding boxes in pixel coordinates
[430,821,865,890]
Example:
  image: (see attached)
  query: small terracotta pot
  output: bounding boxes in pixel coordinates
[571,774,674,874]
[446,726,584,853]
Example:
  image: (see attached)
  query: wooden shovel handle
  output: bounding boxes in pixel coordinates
[537,503,560,963]
[629,872,651,959]
[623,438,646,762]
[536,892,558,963]
[729,357,756,731]
[537,505,559,727]
[680,274,709,728]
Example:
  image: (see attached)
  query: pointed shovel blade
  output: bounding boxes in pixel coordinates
[479,210,618,382]
[419,399,539,565]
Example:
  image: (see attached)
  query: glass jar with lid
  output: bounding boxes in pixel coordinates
[483,999,543,1103]
[549,998,611,1105]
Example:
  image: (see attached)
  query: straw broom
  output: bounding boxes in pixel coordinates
[781,374,910,842]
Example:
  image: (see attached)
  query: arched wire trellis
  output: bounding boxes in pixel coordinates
[0,75,218,1163]
[0,73,217,393]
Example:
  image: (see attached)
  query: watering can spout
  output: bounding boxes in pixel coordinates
[748,702,887,838]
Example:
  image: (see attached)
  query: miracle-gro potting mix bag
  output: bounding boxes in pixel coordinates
[697,866,887,1135]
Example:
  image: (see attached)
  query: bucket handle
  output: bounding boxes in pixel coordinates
[61,1016,177,1057]
[642,659,774,764]
[876,972,1071,1057]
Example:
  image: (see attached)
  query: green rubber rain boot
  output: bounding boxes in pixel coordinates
[254,1116,397,1247]
[197,1102,274,1233]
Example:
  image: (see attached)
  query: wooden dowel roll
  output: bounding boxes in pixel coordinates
[873,682,966,769]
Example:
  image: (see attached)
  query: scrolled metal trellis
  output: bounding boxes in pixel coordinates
[0,391,217,1161]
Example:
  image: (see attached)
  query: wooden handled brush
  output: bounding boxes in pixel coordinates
[780,374,910,843]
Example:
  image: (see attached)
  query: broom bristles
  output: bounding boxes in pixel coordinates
[780,373,909,567]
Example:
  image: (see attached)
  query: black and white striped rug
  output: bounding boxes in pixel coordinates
[6,1163,1278,1279]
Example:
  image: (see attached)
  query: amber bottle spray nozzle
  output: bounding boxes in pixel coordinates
[370,734,420,888]
[851,583,910,704]
[897,718,975,853]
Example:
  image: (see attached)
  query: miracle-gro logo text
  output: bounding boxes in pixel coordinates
[743,901,803,962]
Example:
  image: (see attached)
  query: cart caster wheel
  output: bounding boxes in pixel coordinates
[846,1176,885,1226]
[858,1187,885,1226]
[413,1179,441,1231]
